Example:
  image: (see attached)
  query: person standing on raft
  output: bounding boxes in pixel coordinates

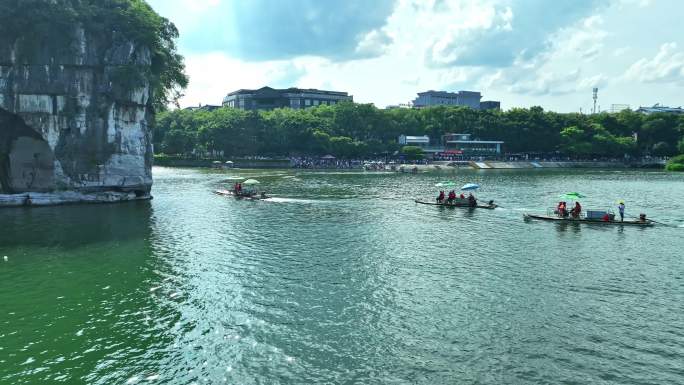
[468,193,477,207]
[618,201,625,222]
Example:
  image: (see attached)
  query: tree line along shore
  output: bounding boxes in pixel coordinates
[154,103,684,170]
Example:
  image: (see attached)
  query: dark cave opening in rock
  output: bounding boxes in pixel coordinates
[0,108,55,194]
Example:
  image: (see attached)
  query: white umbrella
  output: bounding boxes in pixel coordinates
[242,179,260,185]
[461,183,480,191]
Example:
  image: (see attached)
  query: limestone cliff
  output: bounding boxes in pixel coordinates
[0,26,154,205]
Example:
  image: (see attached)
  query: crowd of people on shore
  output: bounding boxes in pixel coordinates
[289,157,429,169]
[290,157,361,169]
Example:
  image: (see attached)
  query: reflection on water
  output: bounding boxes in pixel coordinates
[1,167,683,384]
[0,201,152,248]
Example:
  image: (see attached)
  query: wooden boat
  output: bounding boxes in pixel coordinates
[414,199,497,209]
[214,189,270,200]
[523,213,654,227]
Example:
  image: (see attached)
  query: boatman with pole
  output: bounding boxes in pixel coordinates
[618,201,625,222]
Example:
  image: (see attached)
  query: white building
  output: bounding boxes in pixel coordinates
[398,135,430,148]
[635,104,684,115]
[442,133,504,155]
[412,90,484,109]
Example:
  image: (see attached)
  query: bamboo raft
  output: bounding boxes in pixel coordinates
[523,213,654,227]
[214,190,270,200]
[414,199,497,209]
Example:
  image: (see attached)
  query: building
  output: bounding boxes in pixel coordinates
[223,86,353,110]
[635,104,684,115]
[385,103,412,110]
[183,104,221,112]
[480,101,501,111]
[398,135,430,148]
[411,90,499,110]
[442,133,504,156]
[457,91,482,109]
[412,90,458,107]
[397,133,504,158]
[610,104,630,113]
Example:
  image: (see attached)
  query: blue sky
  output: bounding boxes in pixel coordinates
[147,0,684,112]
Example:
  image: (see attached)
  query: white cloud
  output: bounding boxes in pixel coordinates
[355,29,394,58]
[617,0,652,7]
[179,54,310,107]
[424,0,606,67]
[550,15,608,62]
[624,42,684,85]
[473,14,610,97]
[613,46,631,57]
[154,0,684,112]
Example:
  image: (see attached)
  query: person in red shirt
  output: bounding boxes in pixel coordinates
[571,202,582,218]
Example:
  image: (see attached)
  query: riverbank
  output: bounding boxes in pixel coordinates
[465,160,665,169]
[0,191,150,207]
[153,156,291,168]
[153,158,665,171]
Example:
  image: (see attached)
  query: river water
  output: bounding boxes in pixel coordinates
[1,167,683,384]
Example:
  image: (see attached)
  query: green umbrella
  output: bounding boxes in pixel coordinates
[559,192,586,200]
[435,181,457,188]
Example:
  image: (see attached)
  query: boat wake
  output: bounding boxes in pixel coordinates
[267,197,318,204]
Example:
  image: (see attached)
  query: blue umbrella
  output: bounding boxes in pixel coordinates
[461,183,480,191]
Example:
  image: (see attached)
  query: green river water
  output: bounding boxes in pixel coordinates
[1,167,683,384]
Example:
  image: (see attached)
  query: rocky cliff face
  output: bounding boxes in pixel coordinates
[0,26,153,205]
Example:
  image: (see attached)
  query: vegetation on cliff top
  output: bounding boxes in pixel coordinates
[665,155,684,171]
[0,0,187,110]
[154,103,684,160]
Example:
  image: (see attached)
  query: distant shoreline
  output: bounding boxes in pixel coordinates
[152,158,666,170]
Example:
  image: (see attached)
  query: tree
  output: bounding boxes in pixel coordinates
[665,155,684,171]
[329,136,355,158]
[651,142,674,157]
[311,130,331,155]
[0,0,188,111]
[401,146,424,160]
[151,103,683,159]
[560,126,591,156]
[162,129,195,155]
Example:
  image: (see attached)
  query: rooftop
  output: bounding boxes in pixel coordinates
[416,90,481,97]
[635,105,684,114]
[226,86,349,97]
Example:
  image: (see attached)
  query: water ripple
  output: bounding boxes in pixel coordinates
[1,168,683,384]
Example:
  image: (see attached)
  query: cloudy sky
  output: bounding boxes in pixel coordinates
[147,0,684,112]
